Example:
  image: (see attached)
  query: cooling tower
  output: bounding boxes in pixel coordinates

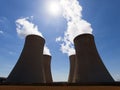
[73,34,114,83]
[68,55,76,83]
[43,55,53,83]
[0,77,6,84]
[6,35,45,84]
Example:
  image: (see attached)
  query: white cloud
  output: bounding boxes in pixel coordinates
[43,45,51,55]
[16,17,51,56]
[16,17,43,38]
[56,0,93,56]
[56,35,75,56]
[0,30,4,34]
[8,51,16,55]
[61,43,75,56]
[56,36,62,42]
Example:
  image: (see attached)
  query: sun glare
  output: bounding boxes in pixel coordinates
[47,1,61,16]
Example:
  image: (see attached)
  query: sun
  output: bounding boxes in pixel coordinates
[47,1,61,16]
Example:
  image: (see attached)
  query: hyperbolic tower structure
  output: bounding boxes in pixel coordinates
[43,55,53,83]
[73,34,114,83]
[68,55,76,83]
[6,35,45,84]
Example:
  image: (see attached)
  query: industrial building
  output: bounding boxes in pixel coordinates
[68,55,76,83]
[4,34,115,84]
[6,35,46,83]
[43,55,53,83]
[73,34,114,82]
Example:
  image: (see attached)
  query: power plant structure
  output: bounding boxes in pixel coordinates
[5,33,115,84]
[6,35,46,84]
[0,77,6,84]
[68,54,76,83]
[43,55,53,83]
[73,34,114,83]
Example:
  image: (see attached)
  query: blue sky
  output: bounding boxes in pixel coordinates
[0,0,120,81]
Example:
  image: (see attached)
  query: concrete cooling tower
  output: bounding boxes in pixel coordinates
[43,55,53,83]
[68,55,76,83]
[73,34,114,83]
[6,35,45,84]
[0,77,6,84]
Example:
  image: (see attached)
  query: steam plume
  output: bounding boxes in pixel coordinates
[16,17,43,38]
[56,0,93,56]
[44,45,51,55]
[16,17,51,55]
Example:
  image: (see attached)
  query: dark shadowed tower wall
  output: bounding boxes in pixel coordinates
[43,55,53,83]
[68,55,76,83]
[6,35,45,84]
[73,34,114,83]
